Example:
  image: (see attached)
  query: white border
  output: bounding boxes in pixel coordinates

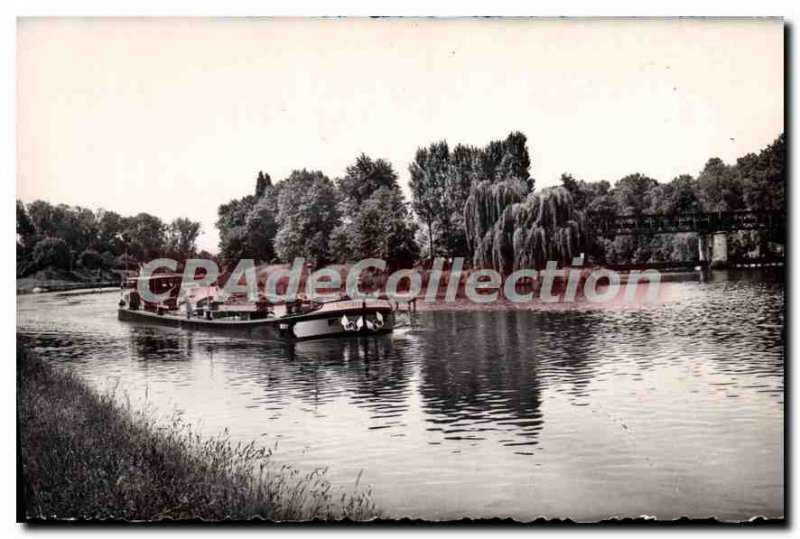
[3,1,795,537]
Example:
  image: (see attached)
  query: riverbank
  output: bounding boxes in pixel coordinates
[17,268,124,294]
[17,340,377,521]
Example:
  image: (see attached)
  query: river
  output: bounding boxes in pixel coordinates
[16,270,784,521]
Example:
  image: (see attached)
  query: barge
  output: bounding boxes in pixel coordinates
[117,274,395,341]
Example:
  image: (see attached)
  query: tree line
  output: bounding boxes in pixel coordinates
[216,132,545,271]
[216,131,783,272]
[17,131,784,278]
[216,158,420,270]
[15,202,204,277]
[560,133,784,264]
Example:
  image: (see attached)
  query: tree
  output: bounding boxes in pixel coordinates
[95,209,127,255]
[122,213,167,260]
[216,172,281,263]
[332,155,418,267]
[32,237,72,271]
[26,201,97,253]
[464,179,528,264]
[115,253,140,270]
[217,196,255,261]
[274,170,341,267]
[466,185,589,273]
[560,174,613,213]
[16,201,36,250]
[410,132,534,262]
[409,142,450,261]
[337,154,399,212]
[613,173,659,215]
[25,200,58,238]
[255,171,272,198]
[78,249,105,269]
[166,218,201,258]
[696,157,743,212]
[559,175,615,262]
[495,131,533,188]
[243,192,280,262]
[347,187,419,268]
[739,134,784,211]
[471,132,533,187]
[660,175,701,214]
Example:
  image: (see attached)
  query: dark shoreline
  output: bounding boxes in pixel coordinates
[17,281,119,295]
[17,339,377,522]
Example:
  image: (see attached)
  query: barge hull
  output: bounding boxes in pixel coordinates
[117,307,394,342]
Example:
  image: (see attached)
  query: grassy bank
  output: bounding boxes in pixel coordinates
[17,340,377,521]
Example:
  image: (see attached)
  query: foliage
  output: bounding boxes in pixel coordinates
[739,133,785,211]
[350,187,419,268]
[696,157,743,212]
[27,201,98,254]
[649,175,702,214]
[274,170,341,267]
[166,218,201,259]
[337,154,399,213]
[121,213,167,261]
[613,173,659,215]
[217,171,280,263]
[560,133,785,264]
[22,131,783,277]
[244,194,280,262]
[255,170,271,198]
[216,195,256,261]
[409,141,453,259]
[464,179,528,262]
[16,201,36,249]
[410,132,533,260]
[469,185,589,272]
[15,200,201,277]
[77,249,104,270]
[31,237,72,271]
[95,210,127,255]
[115,254,140,271]
[333,156,419,268]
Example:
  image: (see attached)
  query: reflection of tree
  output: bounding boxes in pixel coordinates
[418,310,602,447]
[128,328,193,362]
[418,311,542,446]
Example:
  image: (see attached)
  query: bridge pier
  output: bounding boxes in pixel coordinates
[754,231,769,258]
[710,232,728,268]
[698,234,710,263]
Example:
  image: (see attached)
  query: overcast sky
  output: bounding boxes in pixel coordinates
[17,17,784,252]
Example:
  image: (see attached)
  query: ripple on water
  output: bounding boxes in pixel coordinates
[17,270,784,520]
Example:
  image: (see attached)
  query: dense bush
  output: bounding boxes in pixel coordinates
[115,254,140,271]
[31,237,71,271]
[77,249,104,269]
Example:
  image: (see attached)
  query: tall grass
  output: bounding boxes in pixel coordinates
[17,340,378,521]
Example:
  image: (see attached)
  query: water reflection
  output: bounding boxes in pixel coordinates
[418,311,543,447]
[278,336,413,418]
[15,270,785,519]
[128,327,194,361]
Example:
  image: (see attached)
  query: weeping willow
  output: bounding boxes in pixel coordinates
[464,179,528,254]
[466,185,590,273]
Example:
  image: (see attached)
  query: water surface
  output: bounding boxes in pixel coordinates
[17,270,784,520]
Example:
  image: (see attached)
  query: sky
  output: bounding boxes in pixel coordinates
[17,17,784,253]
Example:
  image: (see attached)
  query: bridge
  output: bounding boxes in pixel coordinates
[589,210,785,267]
